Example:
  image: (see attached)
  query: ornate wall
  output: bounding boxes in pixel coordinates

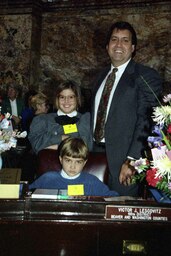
[0,0,171,101]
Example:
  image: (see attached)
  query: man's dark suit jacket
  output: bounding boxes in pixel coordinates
[1,97,24,129]
[91,59,162,196]
[1,97,24,118]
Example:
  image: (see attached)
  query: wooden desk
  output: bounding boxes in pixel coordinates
[0,197,171,256]
[1,143,37,183]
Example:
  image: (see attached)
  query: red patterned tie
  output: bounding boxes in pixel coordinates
[94,68,118,143]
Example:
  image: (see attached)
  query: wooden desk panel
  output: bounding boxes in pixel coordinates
[1,221,98,256]
[99,222,170,256]
[0,198,171,256]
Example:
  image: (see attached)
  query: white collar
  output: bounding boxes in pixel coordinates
[9,98,17,103]
[111,58,131,73]
[57,109,77,117]
[60,169,81,179]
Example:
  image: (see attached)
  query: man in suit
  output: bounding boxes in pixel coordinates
[91,21,162,196]
[1,83,24,130]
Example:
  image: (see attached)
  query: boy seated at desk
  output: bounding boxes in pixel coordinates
[29,137,119,197]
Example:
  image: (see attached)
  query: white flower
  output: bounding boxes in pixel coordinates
[0,118,10,129]
[5,112,12,119]
[0,142,11,153]
[152,156,171,181]
[15,131,27,138]
[152,106,171,125]
[0,130,27,154]
[130,157,149,174]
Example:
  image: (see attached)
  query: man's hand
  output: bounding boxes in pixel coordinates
[119,159,136,186]
[12,115,21,125]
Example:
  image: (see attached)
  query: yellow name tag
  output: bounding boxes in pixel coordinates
[0,184,20,199]
[68,184,84,196]
[63,124,78,134]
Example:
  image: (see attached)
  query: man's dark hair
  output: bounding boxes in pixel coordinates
[105,21,137,56]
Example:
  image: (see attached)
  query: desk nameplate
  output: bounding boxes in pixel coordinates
[105,205,171,222]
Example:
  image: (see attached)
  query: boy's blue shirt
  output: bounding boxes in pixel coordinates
[29,171,119,197]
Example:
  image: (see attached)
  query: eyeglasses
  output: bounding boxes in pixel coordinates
[58,95,76,102]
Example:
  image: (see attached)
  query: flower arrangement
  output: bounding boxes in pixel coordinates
[0,112,27,154]
[131,93,171,198]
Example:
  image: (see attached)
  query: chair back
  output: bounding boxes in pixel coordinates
[37,149,109,184]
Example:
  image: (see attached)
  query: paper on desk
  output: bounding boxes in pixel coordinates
[31,189,69,199]
[0,184,20,199]
[104,196,142,202]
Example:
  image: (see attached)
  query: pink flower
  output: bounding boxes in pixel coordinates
[146,168,162,187]
[167,124,171,134]
[168,183,171,189]
[163,94,171,103]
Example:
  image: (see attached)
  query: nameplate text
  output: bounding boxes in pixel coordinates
[105,205,171,222]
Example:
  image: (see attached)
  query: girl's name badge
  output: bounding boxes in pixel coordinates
[63,124,78,134]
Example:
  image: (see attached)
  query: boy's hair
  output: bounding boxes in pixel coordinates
[59,137,89,161]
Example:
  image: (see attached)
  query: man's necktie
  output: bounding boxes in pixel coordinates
[94,68,118,143]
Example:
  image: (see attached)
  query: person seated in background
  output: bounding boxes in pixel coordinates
[22,92,50,134]
[21,89,37,133]
[1,83,24,130]
[1,87,36,183]
[30,92,50,116]
[29,137,119,197]
[28,80,92,154]
[20,92,50,182]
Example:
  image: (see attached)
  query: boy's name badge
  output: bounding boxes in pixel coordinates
[68,184,84,196]
[63,124,78,134]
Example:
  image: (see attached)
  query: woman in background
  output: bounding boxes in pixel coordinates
[30,93,50,116]
[21,89,37,133]
[21,92,50,182]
